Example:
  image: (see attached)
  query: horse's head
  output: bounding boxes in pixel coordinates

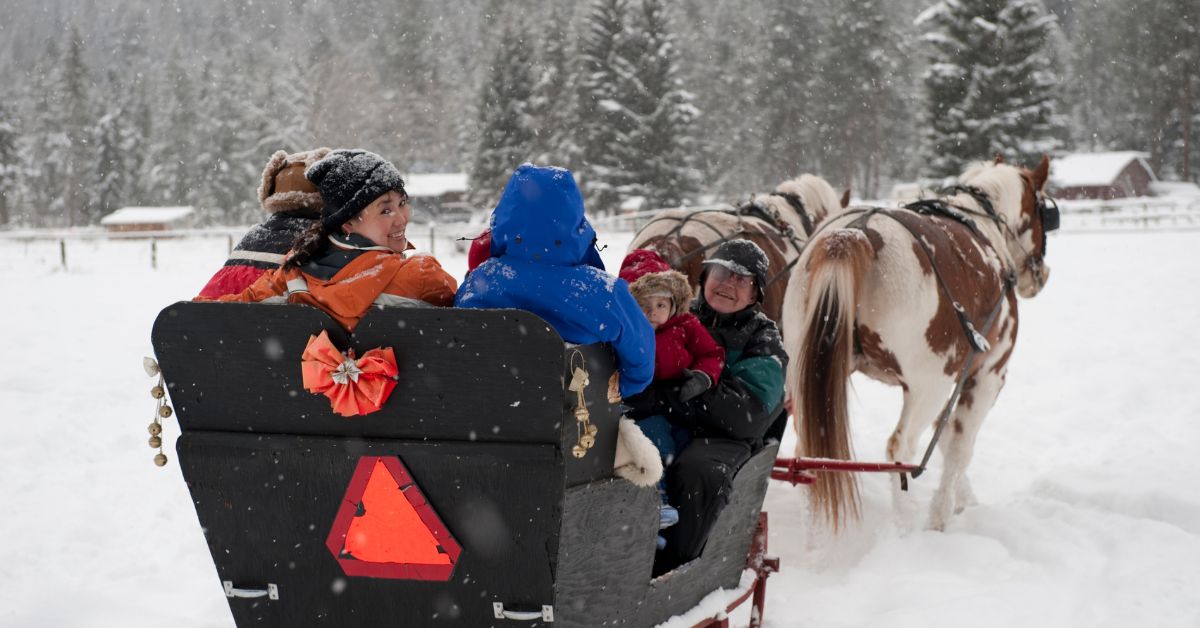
[959,155,1057,298]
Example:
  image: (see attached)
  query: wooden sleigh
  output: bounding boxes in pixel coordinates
[151,302,780,627]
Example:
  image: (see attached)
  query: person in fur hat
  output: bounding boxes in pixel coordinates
[200,149,457,330]
[620,249,725,544]
[197,147,331,298]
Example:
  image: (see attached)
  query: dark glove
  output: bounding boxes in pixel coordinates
[621,387,659,420]
[677,369,713,402]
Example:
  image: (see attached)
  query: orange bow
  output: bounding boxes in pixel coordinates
[301,330,398,417]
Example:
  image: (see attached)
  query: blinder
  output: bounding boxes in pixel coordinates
[1035,194,1059,258]
[1038,195,1060,233]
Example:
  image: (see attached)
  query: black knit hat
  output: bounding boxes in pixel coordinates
[304,149,406,232]
[702,239,770,303]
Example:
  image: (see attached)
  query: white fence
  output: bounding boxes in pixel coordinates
[4,196,1198,272]
[1058,197,1200,232]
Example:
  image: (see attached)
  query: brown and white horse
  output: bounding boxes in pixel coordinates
[782,156,1057,530]
[628,175,848,324]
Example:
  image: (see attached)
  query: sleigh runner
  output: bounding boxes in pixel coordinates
[151,302,779,627]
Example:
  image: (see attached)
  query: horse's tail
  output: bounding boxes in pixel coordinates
[796,228,874,529]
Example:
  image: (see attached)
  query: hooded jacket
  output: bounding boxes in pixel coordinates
[455,164,654,397]
[204,233,457,331]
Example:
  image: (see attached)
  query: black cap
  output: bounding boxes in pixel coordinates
[305,149,406,232]
[701,239,770,303]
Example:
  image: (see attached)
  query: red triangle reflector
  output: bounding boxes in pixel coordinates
[326,456,461,580]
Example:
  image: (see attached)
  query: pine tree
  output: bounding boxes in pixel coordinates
[59,26,94,225]
[813,0,907,197]
[919,0,1065,177]
[528,3,579,169]
[92,106,127,219]
[574,0,637,213]
[469,20,536,209]
[756,0,824,185]
[624,0,700,208]
[0,102,19,226]
[678,3,769,195]
[147,49,198,209]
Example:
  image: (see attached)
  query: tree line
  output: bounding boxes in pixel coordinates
[0,0,1195,228]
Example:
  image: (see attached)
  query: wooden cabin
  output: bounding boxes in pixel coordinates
[1050,152,1157,200]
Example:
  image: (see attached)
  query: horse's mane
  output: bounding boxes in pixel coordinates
[774,174,843,225]
[958,161,1026,220]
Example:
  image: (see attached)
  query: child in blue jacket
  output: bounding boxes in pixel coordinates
[455,164,654,398]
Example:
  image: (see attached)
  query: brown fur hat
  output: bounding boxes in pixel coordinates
[258,147,332,215]
[620,249,694,317]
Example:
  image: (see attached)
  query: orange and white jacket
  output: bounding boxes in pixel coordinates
[205,235,457,331]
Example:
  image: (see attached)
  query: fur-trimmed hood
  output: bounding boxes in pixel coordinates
[620,249,693,317]
[258,147,332,215]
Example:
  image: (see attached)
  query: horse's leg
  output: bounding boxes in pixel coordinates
[929,370,1005,530]
[887,383,952,528]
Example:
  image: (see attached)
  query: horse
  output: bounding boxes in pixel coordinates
[628,175,849,324]
[782,155,1059,530]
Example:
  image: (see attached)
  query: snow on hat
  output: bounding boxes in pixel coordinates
[701,239,769,303]
[620,249,693,317]
[305,149,407,232]
[258,147,331,216]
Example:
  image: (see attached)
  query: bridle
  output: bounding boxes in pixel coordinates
[936,183,1060,292]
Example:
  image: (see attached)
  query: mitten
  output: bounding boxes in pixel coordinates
[677,369,713,402]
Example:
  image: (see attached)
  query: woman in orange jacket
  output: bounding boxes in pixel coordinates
[202,149,457,330]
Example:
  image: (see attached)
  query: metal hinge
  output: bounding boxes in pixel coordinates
[223,581,279,600]
[492,602,554,622]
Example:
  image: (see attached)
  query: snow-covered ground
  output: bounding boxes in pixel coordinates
[1,228,1198,627]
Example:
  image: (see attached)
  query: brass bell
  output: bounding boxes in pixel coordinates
[151,385,165,399]
[148,436,162,448]
[586,424,598,437]
[571,445,587,458]
[574,406,589,421]
[158,405,173,418]
[580,433,595,449]
[154,453,169,467]
[148,422,162,436]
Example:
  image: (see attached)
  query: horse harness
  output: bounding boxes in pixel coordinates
[637,192,816,288]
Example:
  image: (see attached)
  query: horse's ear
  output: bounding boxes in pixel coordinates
[1032,154,1050,191]
[993,153,1005,165]
[840,188,851,208]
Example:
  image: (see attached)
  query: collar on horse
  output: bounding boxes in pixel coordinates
[742,191,815,238]
[639,197,810,288]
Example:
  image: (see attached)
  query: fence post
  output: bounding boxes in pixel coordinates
[60,239,67,271]
[429,224,436,256]
[227,234,234,255]
[151,238,158,270]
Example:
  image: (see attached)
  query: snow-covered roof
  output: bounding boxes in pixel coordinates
[1148,181,1200,197]
[404,173,468,198]
[1050,152,1155,187]
[100,206,194,225]
[620,195,647,211]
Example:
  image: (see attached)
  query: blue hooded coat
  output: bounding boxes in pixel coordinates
[455,164,654,397]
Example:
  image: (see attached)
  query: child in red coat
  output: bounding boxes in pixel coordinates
[619,250,725,543]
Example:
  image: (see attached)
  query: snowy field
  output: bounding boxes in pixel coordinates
[1,227,1198,627]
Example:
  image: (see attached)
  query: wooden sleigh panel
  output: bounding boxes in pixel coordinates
[152,302,776,627]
